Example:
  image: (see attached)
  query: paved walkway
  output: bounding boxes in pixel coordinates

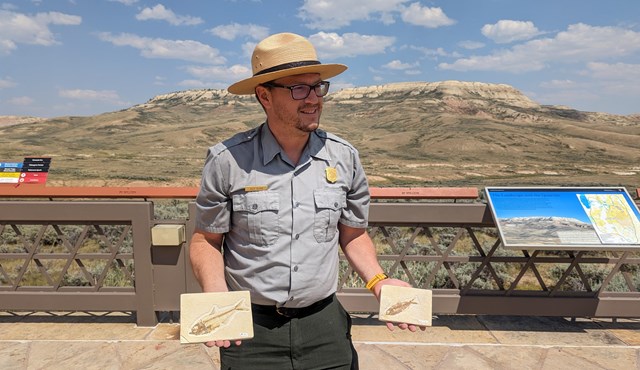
[1,312,639,369]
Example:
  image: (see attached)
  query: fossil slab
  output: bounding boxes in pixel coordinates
[378,285,432,327]
[180,291,253,344]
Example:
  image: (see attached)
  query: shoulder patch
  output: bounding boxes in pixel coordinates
[314,129,357,151]
[208,124,262,156]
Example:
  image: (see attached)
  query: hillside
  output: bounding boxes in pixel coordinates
[0,81,639,189]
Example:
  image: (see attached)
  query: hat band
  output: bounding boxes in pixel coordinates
[254,60,321,77]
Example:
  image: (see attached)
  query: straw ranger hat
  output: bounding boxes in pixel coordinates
[227,33,347,95]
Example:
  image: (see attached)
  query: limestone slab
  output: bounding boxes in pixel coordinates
[0,342,29,370]
[352,315,498,344]
[478,315,627,346]
[0,322,152,341]
[180,291,253,343]
[378,285,432,327]
[29,341,120,369]
[356,343,450,369]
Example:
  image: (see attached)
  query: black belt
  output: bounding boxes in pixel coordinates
[251,294,334,318]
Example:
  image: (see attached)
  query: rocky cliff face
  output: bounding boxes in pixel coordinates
[131,80,638,126]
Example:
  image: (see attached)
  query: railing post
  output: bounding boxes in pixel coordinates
[131,202,157,326]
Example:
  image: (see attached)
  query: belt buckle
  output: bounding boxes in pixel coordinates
[276,306,296,318]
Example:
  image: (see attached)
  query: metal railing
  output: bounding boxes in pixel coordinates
[0,186,638,326]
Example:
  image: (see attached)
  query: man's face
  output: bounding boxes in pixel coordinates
[267,73,324,134]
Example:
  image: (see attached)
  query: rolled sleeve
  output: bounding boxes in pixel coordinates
[339,148,370,229]
[195,149,231,233]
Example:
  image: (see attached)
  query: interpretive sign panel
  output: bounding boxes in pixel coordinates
[485,187,640,251]
[0,157,50,186]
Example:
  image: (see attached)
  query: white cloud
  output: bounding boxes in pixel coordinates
[108,0,138,5]
[539,79,577,89]
[383,60,419,70]
[309,32,395,59]
[0,77,16,88]
[59,89,121,102]
[585,62,640,80]
[98,32,226,64]
[241,41,257,58]
[0,9,81,54]
[136,4,203,26]
[411,45,461,59]
[440,23,640,73]
[584,62,640,97]
[208,23,269,41]
[481,20,541,44]
[184,64,252,82]
[458,40,485,50]
[178,79,210,88]
[400,3,455,28]
[8,96,33,106]
[298,0,407,30]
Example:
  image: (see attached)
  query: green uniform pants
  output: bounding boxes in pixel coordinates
[220,294,358,370]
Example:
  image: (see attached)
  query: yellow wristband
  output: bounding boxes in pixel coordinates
[365,273,389,291]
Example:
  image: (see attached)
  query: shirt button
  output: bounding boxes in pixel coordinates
[334,202,339,207]
[294,234,300,240]
[295,202,300,208]
[289,297,294,301]
[294,266,299,272]
[252,204,258,210]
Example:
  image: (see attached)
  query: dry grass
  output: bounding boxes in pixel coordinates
[0,83,638,190]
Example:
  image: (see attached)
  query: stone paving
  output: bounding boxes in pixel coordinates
[0,312,639,369]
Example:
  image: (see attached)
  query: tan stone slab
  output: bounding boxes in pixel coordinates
[378,285,432,327]
[541,347,628,370]
[478,316,626,346]
[0,322,152,341]
[352,315,498,344]
[147,323,180,340]
[437,346,502,370]
[116,341,218,369]
[0,342,29,369]
[180,291,253,343]
[29,341,120,369]
[607,329,640,345]
[355,343,449,369]
[469,345,547,369]
[553,346,640,370]
[592,318,640,346]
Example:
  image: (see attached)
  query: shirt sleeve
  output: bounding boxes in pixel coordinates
[340,147,370,229]
[195,148,231,233]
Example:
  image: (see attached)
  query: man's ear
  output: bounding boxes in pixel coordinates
[255,85,271,108]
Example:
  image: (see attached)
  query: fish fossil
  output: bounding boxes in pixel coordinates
[189,298,249,336]
[384,297,418,316]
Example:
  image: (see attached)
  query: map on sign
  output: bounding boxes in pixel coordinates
[578,194,640,244]
[485,187,640,251]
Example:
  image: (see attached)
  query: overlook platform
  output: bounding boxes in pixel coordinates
[1,312,639,369]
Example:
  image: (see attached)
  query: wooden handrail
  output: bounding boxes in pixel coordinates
[369,187,478,199]
[0,186,479,200]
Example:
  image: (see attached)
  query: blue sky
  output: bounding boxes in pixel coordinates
[1,0,640,118]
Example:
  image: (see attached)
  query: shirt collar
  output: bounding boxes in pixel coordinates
[260,123,332,166]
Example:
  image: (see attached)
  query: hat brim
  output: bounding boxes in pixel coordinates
[227,63,347,95]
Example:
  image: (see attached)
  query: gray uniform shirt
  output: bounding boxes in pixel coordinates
[195,122,370,307]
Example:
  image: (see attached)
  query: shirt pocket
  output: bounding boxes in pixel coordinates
[232,191,280,246]
[313,189,346,243]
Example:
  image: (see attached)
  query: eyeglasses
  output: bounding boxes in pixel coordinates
[263,81,330,100]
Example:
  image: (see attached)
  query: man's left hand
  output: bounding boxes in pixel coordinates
[373,278,427,332]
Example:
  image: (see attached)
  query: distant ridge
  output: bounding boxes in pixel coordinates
[132,80,639,125]
[0,80,638,188]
